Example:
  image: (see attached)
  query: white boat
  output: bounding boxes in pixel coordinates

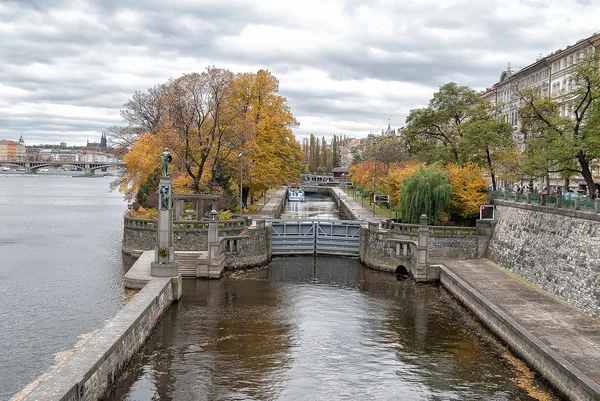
[287,185,305,202]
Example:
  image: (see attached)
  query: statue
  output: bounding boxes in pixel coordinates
[156,148,172,177]
[159,185,171,210]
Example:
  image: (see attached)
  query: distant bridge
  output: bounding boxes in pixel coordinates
[0,160,125,176]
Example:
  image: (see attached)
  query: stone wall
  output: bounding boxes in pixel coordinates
[122,218,247,255]
[224,222,270,270]
[22,277,174,401]
[488,202,600,319]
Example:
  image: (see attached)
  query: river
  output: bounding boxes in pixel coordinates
[0,174,130,400]
[107,196,561,401]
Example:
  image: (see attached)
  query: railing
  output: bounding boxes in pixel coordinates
[221,235,254,254]
[124,216,250,231]
[491,190,600,213]
[382,222,478,236]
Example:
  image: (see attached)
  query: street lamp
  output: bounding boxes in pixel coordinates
[239,149,258,217]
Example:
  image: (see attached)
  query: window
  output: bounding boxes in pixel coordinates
[569,55,573,66]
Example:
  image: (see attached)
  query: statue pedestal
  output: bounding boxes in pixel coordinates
[151,177,179,277]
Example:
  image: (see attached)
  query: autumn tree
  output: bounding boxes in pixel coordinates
[447,163,488,223]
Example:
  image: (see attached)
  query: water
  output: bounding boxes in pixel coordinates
[107,193,560,401]
[107,258,560,401]
[280,193,340,220]
[0,174,130,399]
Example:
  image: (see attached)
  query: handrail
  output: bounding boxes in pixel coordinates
[491,190,600,214]
[384,222,477,236]
[124,216,250,230]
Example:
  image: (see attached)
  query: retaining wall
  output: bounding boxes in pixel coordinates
[224,222,270,270]
[22,277,175,401]
[489,201,600,318]
[440,265,600,401]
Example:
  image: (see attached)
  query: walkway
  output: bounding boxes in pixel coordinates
[330,186,388,223]
[437,258,600,392]
[251,186,287,219]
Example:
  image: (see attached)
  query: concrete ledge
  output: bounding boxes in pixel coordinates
[123,250,153,289]
[439,265,600,401]
[22,277,174,401]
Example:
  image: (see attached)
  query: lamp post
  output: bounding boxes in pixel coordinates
[372,175,376,216]
[239,149,258,217]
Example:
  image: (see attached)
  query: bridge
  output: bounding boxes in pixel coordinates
[0,160,125,176]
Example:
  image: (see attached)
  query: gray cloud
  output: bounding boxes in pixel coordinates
[1,0,598,145]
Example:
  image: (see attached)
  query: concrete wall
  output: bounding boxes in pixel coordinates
[329,188,356,220]
[489,202,600,319]
[23,277,175,401]
[440,266,600,401]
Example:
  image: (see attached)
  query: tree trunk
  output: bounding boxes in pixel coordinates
[577,151,596,195]
[486,148,496,190]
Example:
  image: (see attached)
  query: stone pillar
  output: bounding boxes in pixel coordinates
[151,177,179,277]
[595,198,600,214]
[414,214,429,282]
[175,199,182,221]
[198,210,225,279]
[556,194,562,208]
[25,162,32,174]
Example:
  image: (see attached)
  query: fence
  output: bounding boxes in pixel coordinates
[490,190,600,213]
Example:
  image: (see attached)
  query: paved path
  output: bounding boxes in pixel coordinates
[436,258,600,387]
[251,187,287,220]
[330,186,388,222]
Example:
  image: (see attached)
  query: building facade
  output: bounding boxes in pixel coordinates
[482,32,600,190]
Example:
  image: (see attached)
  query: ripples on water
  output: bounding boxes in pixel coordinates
[0,175,129,399]
[108,257,561,401]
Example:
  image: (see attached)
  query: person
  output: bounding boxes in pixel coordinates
[540,186,548,195]
[156,148,172,177]
[593,188,600,199]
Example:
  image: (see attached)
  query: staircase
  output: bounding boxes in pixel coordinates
[174,251,204,278]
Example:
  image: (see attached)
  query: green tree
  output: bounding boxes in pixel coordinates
[404,83,481,164]
[518,50,600,194]
[399,164,452,225]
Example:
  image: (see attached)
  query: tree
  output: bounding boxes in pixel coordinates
[446,163,488,223]
[404,83,481,164]
[361,134,410,174]
[518,50,600,194]
[399,164,452,225]
[461,104,515,190]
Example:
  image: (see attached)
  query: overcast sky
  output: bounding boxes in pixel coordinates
[1,0,598,146]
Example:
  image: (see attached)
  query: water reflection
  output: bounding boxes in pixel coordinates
[280,194,339,220]
[108,257,560,401]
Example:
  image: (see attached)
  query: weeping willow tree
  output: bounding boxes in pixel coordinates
[400,165,452,224]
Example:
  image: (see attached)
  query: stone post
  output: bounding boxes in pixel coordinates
[556,194,562,208]
[413,214,429,282]
[151,177,179,277]
[526,192,531,204]
[574,197,580,210]
[595,198,600,214]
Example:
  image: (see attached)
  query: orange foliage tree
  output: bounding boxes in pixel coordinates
[447,162,488,222]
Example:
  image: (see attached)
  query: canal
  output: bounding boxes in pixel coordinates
[107,194,561,401]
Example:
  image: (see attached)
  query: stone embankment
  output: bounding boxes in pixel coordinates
[490,200,600,319]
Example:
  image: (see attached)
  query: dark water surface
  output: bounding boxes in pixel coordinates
[108,257,560,401]
[0,175,129,399]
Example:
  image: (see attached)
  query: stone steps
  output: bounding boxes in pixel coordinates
[175,251,204,278]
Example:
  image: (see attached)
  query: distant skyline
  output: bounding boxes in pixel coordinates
[1,0,599,146]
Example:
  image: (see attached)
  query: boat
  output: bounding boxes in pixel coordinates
[287,183,305,202]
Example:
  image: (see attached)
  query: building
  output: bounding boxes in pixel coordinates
[482,32,600,189]
[87,133,108,150]
[0,138,26,161]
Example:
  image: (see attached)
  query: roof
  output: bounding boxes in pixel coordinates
[331,167,350,173]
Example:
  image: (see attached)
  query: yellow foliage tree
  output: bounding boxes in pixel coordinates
[384,161,424,210]
[120,133,164,200]
[447,162,488,222]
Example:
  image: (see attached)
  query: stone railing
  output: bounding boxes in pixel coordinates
[382,222,478,236]
[491,190,600,214]
[124,216,250,231]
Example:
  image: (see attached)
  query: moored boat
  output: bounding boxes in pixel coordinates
[287,183,305,202]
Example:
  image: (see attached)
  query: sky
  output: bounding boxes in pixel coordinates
[1,0,599,146]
